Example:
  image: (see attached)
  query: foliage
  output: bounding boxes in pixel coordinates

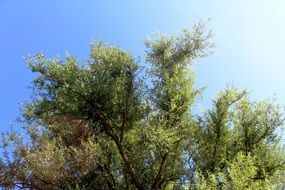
[1,22,284,190]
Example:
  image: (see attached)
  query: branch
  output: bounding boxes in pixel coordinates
[152,153,169,189]
[97,114,144,190]
[152,139,182,189]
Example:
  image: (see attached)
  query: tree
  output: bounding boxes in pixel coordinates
[0,22,284,190]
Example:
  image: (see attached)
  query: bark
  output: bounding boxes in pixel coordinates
[98,115,144,190]
[152,153,169,189]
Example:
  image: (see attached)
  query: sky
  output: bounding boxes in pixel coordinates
[1,0,285,132]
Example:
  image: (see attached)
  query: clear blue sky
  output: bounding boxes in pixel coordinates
[1,0,285,132]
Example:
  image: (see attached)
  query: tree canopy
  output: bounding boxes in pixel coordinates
[1,22,284,190]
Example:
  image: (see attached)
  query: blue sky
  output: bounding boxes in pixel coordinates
[1,0,285,132]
